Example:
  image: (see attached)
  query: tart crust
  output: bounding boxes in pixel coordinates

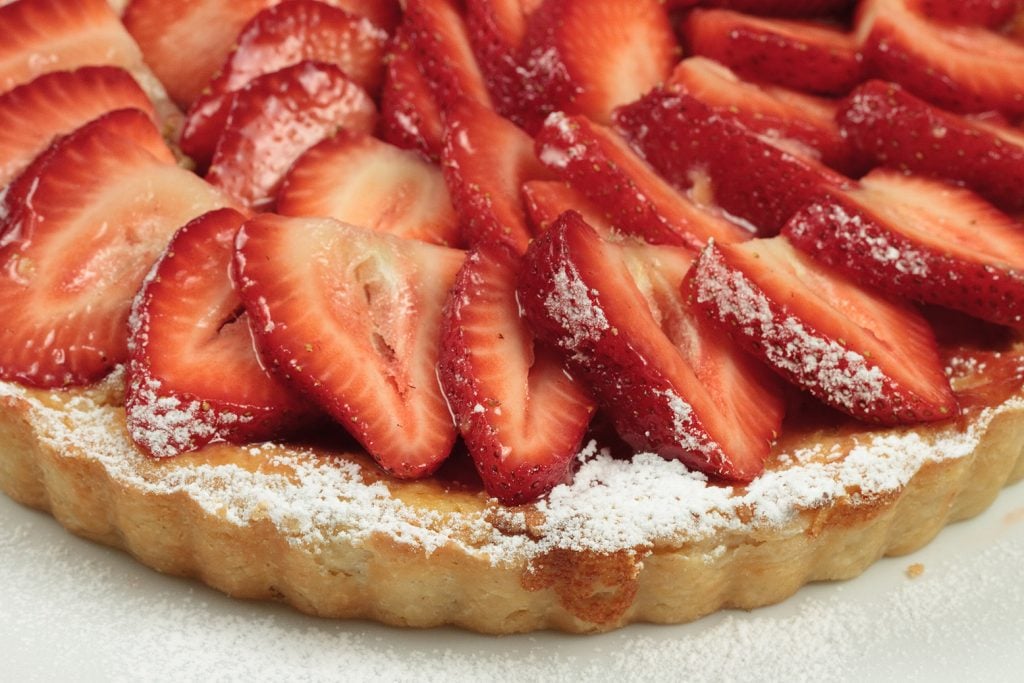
[1,369,1022,634]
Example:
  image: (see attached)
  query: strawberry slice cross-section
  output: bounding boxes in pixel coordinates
[234,214,465,478]
[441,99,551,254]
[180,0,389,167]
[377,27,446,161]
[127,208,315,458]
[0,66,155,187]
[686,235,957,424]
[785,170,1024,328]
[537,112,750,249]
[205,60,377,210]
[0,109,233,388]
[439,242,596,504]
[278,131,460,246]
[517,211,785,481]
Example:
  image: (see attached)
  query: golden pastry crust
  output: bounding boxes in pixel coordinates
[1,368,1022,634]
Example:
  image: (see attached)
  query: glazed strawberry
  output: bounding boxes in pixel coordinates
[0,0,149,94]
[235,214,464,478]
[515,0,677,127]
[0,109,232,388]
[465,0,540,121]
[907,0,1021,28]
[124,0,273,106]
[682,9,864,95]
[404,0,493,111]
[441,99,550,253]
[517,212,785,481]
[686,236,957,424]
[837,80,1024,212]
[0,66,154,187]
[668,58,865,176]
[180,0,388,168]
[698,0,857,16]
[378,29,446,160]
[538,112,750,249]
[127,209,315,459]
[439,243,595,504]
[205,61,376,209]
[277,131,460,246]
[521,180,616,237]
[785,170,1024,327]
[856,0,1024,115]
[614,88,854,234]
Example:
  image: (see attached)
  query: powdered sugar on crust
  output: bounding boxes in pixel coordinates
[693,245,890,414]
[1,370,1016,563]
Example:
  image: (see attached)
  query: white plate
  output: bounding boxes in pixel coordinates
[2,483,1022,682]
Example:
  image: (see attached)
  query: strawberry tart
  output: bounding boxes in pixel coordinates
[1,0,1023,633]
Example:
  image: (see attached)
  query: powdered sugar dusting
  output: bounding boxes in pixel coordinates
[693,245,890,414]
[1,370,1016,561]
[544,261,609,356]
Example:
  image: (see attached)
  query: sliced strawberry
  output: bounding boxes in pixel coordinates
[127,208,315,458]
[517,212,784,481]
[0,0,146,93]
[856,0,1024,115]
[277,131,460,246]
[404,0,493,111]
[785,170,1024,327]
[699,0,857,16]
[205,61,376,210]
[686,235,957,424]
[0,110,232,388]
[668,58,865,176]
[837,80,1024,212]
[0,66,154,187]
[378,29,446,161]
[521,180,616,237]
[515,0,677,128]
[179,0,389,168]
[123,0,273,106]
[439,243,595,504]
[682,9,864,96]
[537,112,750,249]
[614,88,854,234]
[235,214,464,478]
[465,0,541,121]
[907,0,1021,28]
[441,98,550,254]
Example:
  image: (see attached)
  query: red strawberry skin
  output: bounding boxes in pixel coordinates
[127,208,314,458]
[614,88,853,235]
[439,243,595,504]
[908,0,1021,28]
[278,131,460,246]
[784,170,1024,327]
[517,211,784,481]
[536,112,750,249]
[857,0,1024,115]
[0,109,232,387]
[404,0,493,111]
[668,58,866,176]
[464,0,539,123]
[700,0,857,16]
[205,60,376,209]
[515,0,678,128]
[682,9,864,96]
[179,0,388,167]
[377,29,446,160]
[441,99,550,254]
[837,80,1024,212]
[0,66,155,187]
[686,236,957,424]
[235,214,464,478]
